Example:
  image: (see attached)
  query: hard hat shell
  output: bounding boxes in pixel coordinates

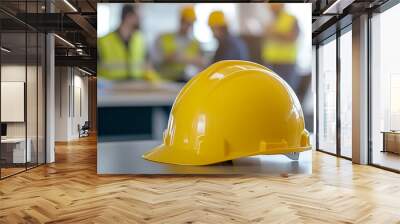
[208,10,227,27]
[180,6,196,23]
[143,60,311,165]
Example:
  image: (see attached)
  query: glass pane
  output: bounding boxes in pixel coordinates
[38,33,45,165]
[371,4,400,171]
[1,30,27,177]
[318,38,337,154]
[340,30,352,158]
[26,0,40,169]
[27,31,38,169]
[0,1,46,178]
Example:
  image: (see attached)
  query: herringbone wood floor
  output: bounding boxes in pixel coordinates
[1,136,400,224]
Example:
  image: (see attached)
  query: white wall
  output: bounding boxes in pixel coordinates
[71,73,89,138]
[1,66,26,142]
[1,66,26,132]
[1,65,37,138]
[55,67,89,141]
[55,67,69,141]
[1,64,46,163]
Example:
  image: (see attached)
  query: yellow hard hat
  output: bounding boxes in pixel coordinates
[180,6,196,23]
[143,60,311,165]
[208,10,226,27]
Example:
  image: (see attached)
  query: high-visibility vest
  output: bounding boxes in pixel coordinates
[159,33,200,81]
[262,12,298,65]
[98,31,146,80]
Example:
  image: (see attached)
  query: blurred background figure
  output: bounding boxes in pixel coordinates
[262,3,300,91]
[98,4,158,82]
[208,10,249,63]
[97,3,312,141]
[156,6,205,82]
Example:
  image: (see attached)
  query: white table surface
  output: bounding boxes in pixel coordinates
[98,81,183,107]
[1,137,31,163]
[1,138,26,143]
[97,140,312,175]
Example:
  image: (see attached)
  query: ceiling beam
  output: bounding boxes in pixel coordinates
[322,0,356,14]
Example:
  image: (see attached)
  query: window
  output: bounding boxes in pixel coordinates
[317,37,337,154]
[371,3,400,171]
[0,1,46,179]
[339,29,352,158]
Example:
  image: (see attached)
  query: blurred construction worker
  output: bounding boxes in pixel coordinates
[156,6,205,82]
[98,4,158,81]
[262,3,299,89]
[208,10,249,63]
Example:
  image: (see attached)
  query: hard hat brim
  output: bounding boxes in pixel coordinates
[143,144,311,166]
[142,144,220,166]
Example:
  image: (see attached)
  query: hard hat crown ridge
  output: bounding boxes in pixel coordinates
[143,60,311,165]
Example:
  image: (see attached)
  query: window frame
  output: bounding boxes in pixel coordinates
[315,24,353,161]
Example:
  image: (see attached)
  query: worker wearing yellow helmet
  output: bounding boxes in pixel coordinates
[208,10,249,63]
[156,5,205,82]
[98,4,159,82]
[262,3,300,91]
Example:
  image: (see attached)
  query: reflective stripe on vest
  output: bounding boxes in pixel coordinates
[159,33,200,80]
[262,12,297,64]
[98,31,146,80]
